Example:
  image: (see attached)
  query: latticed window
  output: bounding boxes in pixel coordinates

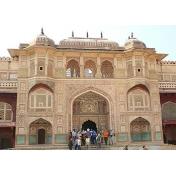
[0,102,13,121]
[30,88,53,109]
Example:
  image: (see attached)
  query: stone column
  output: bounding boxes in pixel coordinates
[113,57,118,78]
[95,57,101,78]
[80,56,84,78]
[52,132,55,144]
[34,58,37,76]
[62,56,66,78]
[132,56,136,77]
[45,56,48,76]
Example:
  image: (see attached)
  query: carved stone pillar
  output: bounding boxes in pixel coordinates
[80,56,84,78]
[113,57,118,78]
[95,57,101,78]
[34,58,37,76]
[80,65,84,78]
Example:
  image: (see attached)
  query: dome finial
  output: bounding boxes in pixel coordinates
[41,27,44,35]
[72,31,74,37]
[101,32,103,38]
[131,32,134,38]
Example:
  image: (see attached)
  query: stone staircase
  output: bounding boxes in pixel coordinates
[11,144,68,150]
[7,143,176,150]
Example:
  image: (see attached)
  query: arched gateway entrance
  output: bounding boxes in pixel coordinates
[82,120,97,132]
[72,91,109,131]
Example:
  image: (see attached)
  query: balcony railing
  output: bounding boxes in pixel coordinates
[159,82,176,89]
[0,81,18,88]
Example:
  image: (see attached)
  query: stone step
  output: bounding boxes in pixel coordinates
[8,143,176,150]
[12,144,68,150]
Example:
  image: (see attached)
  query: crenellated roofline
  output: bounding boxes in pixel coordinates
[161,61,176,65]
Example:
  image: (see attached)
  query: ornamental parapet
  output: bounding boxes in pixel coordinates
[0,122,16,127]
[0,81,18,88]
[0,57,11,61]
[159,82,176,89]
[161,61,176,65]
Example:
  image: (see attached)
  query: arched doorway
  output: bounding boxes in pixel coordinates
[38,129,46,144]
[130,117,151,142]
[29,118,52,145]
[72,91,109,131]
[162,102,176,144]
[82,120,97,131]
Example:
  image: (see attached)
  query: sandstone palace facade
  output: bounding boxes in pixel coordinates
[0,30,176,149]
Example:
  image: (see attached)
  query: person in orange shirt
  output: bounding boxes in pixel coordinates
[103,129,109,145]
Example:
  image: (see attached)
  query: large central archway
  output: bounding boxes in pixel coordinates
[72,91,110,131]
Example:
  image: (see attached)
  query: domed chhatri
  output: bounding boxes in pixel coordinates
[124,32,146,50]
[58,32,119,50]
[30,28,55,47]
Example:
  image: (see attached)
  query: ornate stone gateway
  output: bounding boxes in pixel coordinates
[72,91,109,131]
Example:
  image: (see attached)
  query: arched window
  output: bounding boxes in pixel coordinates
[0,102,13,121]
[66,60,80,78]
[127,87,150,111]
[130,117,151,141]
[84,60,97,78]
[29,88,53,109]
[101,60,113,78]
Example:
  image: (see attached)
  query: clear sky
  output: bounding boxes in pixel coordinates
[0,0,176,60]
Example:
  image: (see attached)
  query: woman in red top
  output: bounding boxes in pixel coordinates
[103,129,109,145]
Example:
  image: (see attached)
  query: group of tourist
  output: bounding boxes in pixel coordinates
[68,128,115,150]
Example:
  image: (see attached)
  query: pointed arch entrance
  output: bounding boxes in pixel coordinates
[29,118,52,144]
[72,91,110,131]
[130,117,151,142]
[82,120,97,132]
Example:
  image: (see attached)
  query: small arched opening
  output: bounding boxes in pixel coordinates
[130,117,151,142]
[84,60,97,78]
[29,118,52,145]
[66,59,80,78]
[101,60,113,78]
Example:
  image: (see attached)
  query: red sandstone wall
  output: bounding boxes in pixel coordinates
[160,93,176,105]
